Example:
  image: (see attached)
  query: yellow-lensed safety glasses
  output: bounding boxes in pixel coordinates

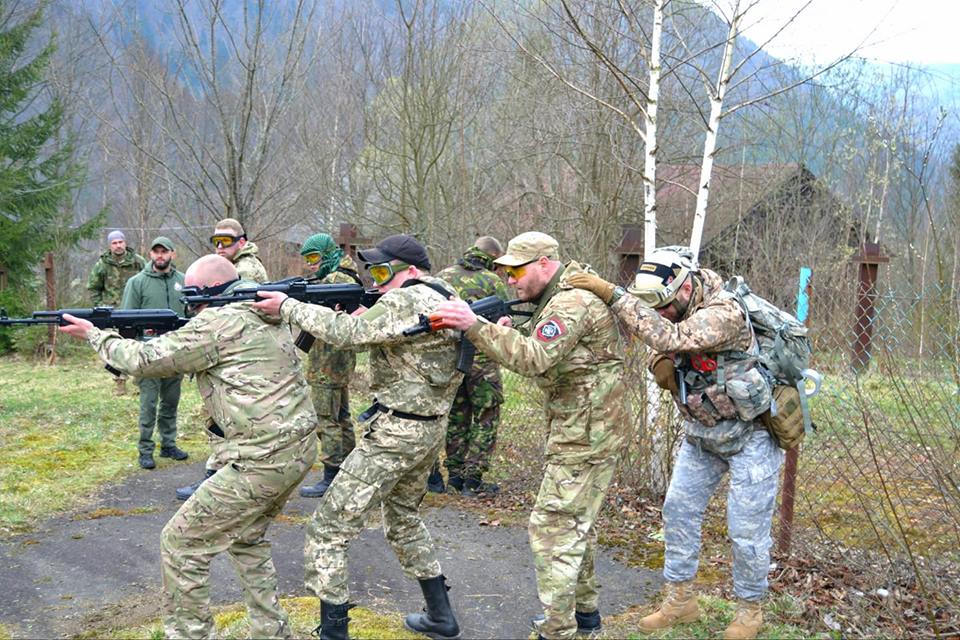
[368,261,410,286]
[210,234,241,248]
[504,260,535,280]
[303,252,322,266]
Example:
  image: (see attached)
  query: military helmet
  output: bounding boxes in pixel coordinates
[627,245,698,309]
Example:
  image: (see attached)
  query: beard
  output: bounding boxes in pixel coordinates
[153,257,171,270]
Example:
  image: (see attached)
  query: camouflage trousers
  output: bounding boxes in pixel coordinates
[304,411,446,604]
[160,436,317,639]
[662,429,784,601]
[529,456,618,640]
[312,383,356,468]
[444,365,502,480]
[137,375,182,455]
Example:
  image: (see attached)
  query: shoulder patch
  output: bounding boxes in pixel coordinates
[535,317,566,342]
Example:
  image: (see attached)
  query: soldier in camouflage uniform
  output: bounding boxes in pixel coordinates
[211,217,270,283]
[428,236,510,496]
[61,254,318,640]
[86,230,146,395]
[298,233,363,498]
[255,234,464,640]
[174,218,271,501]
[432,232,631,640]
[568,246,784,640]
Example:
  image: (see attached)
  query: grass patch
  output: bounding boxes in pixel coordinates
[0,354,205,537]
[80,596,421,639]
[602,594,811,639]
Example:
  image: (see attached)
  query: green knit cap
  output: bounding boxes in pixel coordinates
[300,233,344,279]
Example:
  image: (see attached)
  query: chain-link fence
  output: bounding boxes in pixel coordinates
[491,268,959,636]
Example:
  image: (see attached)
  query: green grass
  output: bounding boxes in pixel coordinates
[76,596,421,639]
[0,354,206,537]
[602,594,812,639]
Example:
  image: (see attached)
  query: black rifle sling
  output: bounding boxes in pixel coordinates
[402,279,473,374]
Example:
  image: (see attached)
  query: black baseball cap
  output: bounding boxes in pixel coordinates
[358,234,431,271]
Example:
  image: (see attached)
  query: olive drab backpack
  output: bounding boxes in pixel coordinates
[724,276,818,449]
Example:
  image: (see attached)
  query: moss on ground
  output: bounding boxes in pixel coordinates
[78,596,421,639]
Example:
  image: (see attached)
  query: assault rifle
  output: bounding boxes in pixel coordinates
[0,307,190,376]
[180,279,382,353]
[0,307,188,338]
[401,295,533,373]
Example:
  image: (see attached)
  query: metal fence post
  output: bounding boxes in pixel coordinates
[851,242,889,372]
[776,266,811,557]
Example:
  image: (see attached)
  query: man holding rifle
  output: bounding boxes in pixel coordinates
[429,231,631,640]
[59,254,318,639]
[253,234,466,640]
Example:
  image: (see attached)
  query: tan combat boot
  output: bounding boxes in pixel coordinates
[723,599,762,640]
[638,580,699,634]
[113,376,127,396]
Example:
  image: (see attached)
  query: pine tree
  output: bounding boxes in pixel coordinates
[0,2,100,349]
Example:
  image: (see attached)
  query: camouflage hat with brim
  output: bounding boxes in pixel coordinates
[494,231,560,267]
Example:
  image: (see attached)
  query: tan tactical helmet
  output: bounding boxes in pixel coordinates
[628,245,698,308]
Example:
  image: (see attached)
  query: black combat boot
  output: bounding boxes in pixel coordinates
[404,575,461,639]
[426,466,445,493]
[461,476,499,498]
[300,464,339,498]
[312,600,353,640]
[160,445,189,460]
[446,473,464,494]
[139,452,155,469]
[531,609,602,635]
[175,468,217,501]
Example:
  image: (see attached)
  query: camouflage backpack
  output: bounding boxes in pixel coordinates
[724,276,816,448]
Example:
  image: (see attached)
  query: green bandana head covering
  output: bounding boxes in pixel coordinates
[300,233,344,280]
[459,245,496,271]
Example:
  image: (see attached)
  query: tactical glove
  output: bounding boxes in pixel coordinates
[567,273,616,304]
[648,353,679,394]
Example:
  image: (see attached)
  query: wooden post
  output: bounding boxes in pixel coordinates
[851,243,889,372]
[44,252,56,363]
[777,266,812,557]
[614,223,644,284]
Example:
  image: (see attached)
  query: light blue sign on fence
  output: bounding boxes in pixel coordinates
[796,267,811,323]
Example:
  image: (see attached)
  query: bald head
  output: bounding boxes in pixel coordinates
[185,254,239,288]
[474,236,503,259]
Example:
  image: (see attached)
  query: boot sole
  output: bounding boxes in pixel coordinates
[402,621,461,640]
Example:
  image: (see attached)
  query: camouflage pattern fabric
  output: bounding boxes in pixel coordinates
[444,362,502,480]
[233,241,269,283]
[611,268,782,603]
[437,248,509,480]
[87,294,319,638]
[86,248,146,306]
[280,276,463,604]
[662,431,783,601]
[465,261,630,639]
[529,458,617,639]
[305,254,361,467]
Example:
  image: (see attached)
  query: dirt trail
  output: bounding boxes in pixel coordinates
[0,462,661,639]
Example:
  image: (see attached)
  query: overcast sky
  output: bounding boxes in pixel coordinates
[735,0,959,66]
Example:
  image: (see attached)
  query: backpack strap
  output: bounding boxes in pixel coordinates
[336,267,363,286]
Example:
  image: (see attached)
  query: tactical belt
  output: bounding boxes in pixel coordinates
[360,401,440,422]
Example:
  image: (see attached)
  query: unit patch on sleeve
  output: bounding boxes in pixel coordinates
[535,317,566,342]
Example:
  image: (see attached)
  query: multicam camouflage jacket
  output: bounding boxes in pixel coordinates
[233,242,269,283]
[281,275,463,417]
[87,286,318,463]
[437,248,510,368]
[466,261,630,464]
[305,253,362,387]
[87,248,146,307]
[612,268,768,455]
